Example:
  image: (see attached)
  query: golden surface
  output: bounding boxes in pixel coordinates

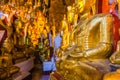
[61,15,70,50]
[103,69,120,80]
[76,0,97,19]
[0,54,12,68]
[110,41,120,64]
[55,14,113,80]
[52,1,114,79]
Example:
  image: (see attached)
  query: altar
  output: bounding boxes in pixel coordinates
[13,57,34,80]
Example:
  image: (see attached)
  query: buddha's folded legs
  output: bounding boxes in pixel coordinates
[55,59,107,80]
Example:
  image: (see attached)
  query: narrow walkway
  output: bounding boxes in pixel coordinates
[40,75,49,80]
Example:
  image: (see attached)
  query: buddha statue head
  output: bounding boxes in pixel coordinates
[62,14,68,31]
[67,6,74,24]
[37,11,45,28]
[76,0,85,13]
[75,0,96,19]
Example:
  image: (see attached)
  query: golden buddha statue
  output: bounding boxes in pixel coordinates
[0,52,20,79]
[91,0,96,15]
[110,27,120,64]
[61,15,70,50]
[52,14,114,80]
[103,69,120,80]
[76,0,96,19]
[67,6,74,24]
[0,19,20,80]
[14,18,24,46]
[26,0,32,6]
[110,41,120,64]
[37,11,45,37]
[51,19,56,46]
[28,11,45,47]
[0,16,14,53]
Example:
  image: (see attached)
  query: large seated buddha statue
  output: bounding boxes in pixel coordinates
[50,1,114,80]
[0,18,20,80]
[53,13,113,80]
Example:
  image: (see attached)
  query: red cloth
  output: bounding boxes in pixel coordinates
[102,0,116,13]
[112,13,120,52]
[98,0,102,13]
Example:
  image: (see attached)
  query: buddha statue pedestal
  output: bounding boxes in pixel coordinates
[13,57,34,80]
[0,54,20,80]
[12,47,27,64]
[12,45,35,64]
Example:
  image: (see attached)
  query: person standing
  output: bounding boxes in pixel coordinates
[50,29,62,71]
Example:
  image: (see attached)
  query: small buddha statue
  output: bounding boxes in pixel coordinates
[110,41,120,64]
[103,69,120,80]
[67,6,74,25]
[0,19,20,80]
[110,28,120,64]
[37,11,45,36]
[91,0,96,15]
[0,52,20,79]
[37,11,45,25]
[28,11,45,47]
[35,0,38,7]
[61,14,70,50]
[51,19,56,46]
[27,0,32,6]
[13,18,24,46]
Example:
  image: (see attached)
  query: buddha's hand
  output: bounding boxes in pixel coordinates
[109,53,116,63]
[63,60,78,70]
[56,48,69,61]
[69,51,84,58]
[110,52,120,64]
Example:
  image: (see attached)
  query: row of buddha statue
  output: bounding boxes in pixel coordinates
[1,0,120,79]
[0,1,47,79]
[0,0,58,63]
[50,0,120,80]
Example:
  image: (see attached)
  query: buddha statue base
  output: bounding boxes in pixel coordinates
[54,59,111,80]
[0,69,7,80]
[0,54,20,80]
[12,45,35,64]
[0,66,20,80]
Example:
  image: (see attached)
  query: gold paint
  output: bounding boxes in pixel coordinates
[103,69,120,80]
[61,15,70,50]
[110,40,120,64]
[54,14,113,80]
